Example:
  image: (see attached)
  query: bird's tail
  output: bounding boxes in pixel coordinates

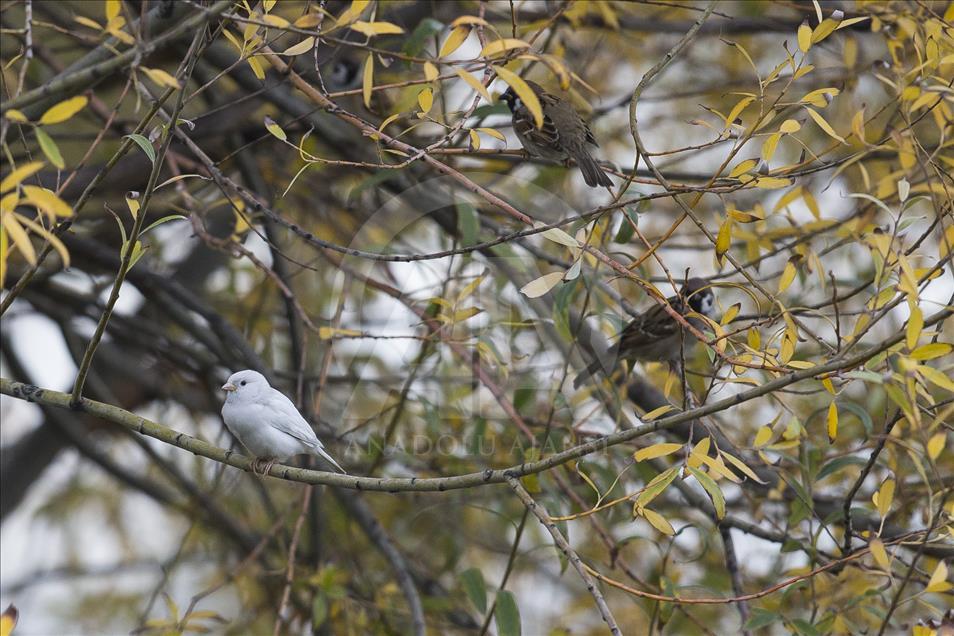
[573,357,606,389]
[315,446,346,473]
[576,151,613,188]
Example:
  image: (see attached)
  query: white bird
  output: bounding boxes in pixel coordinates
[221,370,346,474]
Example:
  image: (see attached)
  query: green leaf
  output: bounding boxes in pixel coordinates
[816,456,867,481]
[791,618,822,636]
[460,568,487,613]
[35,128,64,169]
[312,592,328,627]
[494,590,521,636]
[124,133,156,164]
[744,608,780,630]
[614,207,639,243]
[402,18,444,57]
[141,214,187,235]
[457,202,479,247]
[686,466,725,519]
[837,401,873,435]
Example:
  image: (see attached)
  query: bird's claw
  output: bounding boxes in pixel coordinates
[251,457,277,475]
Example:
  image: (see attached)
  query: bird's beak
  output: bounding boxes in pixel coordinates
[222,382,237,392]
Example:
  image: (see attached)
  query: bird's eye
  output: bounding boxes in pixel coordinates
[240,380,247,386]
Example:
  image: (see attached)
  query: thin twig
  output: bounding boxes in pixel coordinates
[506,476,621,635]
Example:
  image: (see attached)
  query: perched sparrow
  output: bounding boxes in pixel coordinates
[574,278,715,388]
[221,370,345,474]
[500,81,613,188]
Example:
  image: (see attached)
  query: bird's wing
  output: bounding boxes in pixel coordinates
[260,389,324,449]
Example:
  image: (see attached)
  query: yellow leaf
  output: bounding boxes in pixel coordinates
[927,432,946,461]
[641,508,675,535]
[851,107,866,143]
[476,127,506,141]
[141,67,181,89]
[876,478,895,517]
[797,22,813,52]
[105,19,135,45]
[801,87,840,108]
[773,185,804,212]
[822,377,835,394]
[246,56,266,80]
[417,87,433,114]
[15,214,70,269]
[39,95,88,125]
[715,217,732,263]
[281,36,315,56]
[898,136,916,170]
[917,365,954,393]
[468,129,480,150]
[21,185,72,217]
[362,54,373,108]
[493,66,543,128]
[336,0,370,25]
[318,327,363,340]
[803,188,820,219]
[423,61,439,82]
[811,18,840,44]
[778,258,797,293]
[439,25,470,58]
[724,96,754,127]
[0,604,18,636]
[642,405,676,420]
[264,116,286,141]
[74,15,102,30]
[2,213,36,265]
[721,450,769,483]
[105,0,120,20]
[480,38,531,58]
[827,402,838,444]
[125,192,140,220]
[870,538,890,570]
[779,118,802,133]
[910,343,952,360]
[926,560,952,593]
[787,360,815,369]
[261,14,289,28]
[519,271,563,298]
[806,107,846,143]
[4,109,28,123]
[450,15,491,28]
[454,68,492,103]
[0,161,43,194]
[729,159,757,178]
[755,177,793,189]
[294,13,323,28]
[0,193,18,214]
[634,443,683,462]
[906,304,923,350]
[721,302,740,325]
[350,21,405,36]
[762,132,781,161]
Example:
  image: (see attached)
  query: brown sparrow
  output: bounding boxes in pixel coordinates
[574,278,715,388]
[500,81,613,188]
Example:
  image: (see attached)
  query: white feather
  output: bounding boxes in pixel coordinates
[221,370,346,473]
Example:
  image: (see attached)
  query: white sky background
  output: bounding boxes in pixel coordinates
[3,11,953,635]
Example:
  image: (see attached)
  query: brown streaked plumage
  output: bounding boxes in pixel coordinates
[500,81,613,188]
[574,278,716,388]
